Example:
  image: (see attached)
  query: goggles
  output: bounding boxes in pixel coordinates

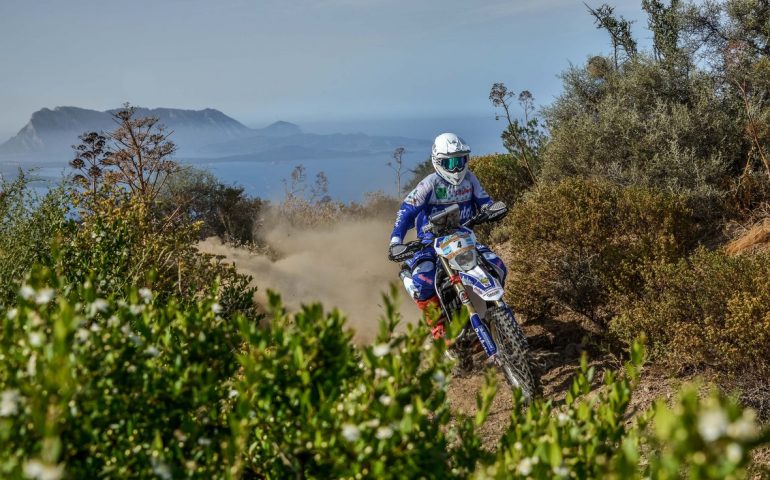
[440,155,468,173]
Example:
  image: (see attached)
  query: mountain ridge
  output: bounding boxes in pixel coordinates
[0,106,427,162]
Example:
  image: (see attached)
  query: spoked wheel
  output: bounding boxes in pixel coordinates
[487,306,540,403]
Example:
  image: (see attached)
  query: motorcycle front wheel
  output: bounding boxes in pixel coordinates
[487,306,540,403]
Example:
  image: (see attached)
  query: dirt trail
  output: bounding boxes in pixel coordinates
[198,219,419,343]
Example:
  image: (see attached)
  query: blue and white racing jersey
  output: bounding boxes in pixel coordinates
[390,172,493,244]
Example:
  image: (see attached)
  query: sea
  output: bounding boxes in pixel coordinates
[0,115,506,203]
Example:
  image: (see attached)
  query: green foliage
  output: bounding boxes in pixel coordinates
[489,84,546,185]
[59,193,253,312]
[493,178,697,326]
[611,248,770,382]
[477,341,769,479]
[586,3,638,68]
[646,386,770,479]
[0,174,72,304]
[0,265,768,477]
[477,343,643,479]
[541,56,737,222]
[469,154,533,208]
[156,166,265,245]
[233,287,490,478]
[0,267,244,478]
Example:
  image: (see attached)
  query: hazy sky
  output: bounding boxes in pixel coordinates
[0,0,651,140]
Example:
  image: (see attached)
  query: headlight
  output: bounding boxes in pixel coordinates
[452,250,477,271]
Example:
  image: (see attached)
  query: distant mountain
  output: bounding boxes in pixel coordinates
[0,106,251,158]
[0,106,429,164]
[253,120,303,137]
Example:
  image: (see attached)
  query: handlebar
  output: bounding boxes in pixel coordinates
[387,201,508,263]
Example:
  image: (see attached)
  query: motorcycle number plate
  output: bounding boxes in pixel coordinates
[436,232,474,259]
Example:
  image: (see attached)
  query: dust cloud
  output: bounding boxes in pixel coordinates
[198,219,420,343]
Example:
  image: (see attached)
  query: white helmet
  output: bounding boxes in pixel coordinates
[431,133,471,185]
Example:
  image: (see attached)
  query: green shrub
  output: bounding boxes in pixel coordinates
[1,267,768,478]
[494,178,697,326]
[0,267,245,478]
[60,193,254,313]
[233,288,490,478]
[0,174,72,304]
[540,56,737,223]
[478,342,770,479]
[611,249,770,382]
[157,167,266,245]
[469,154,532,208]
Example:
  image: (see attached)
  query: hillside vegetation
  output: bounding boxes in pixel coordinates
[2,1,770,478]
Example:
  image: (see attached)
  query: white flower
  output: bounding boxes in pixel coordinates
[228,389,239,399]
[557,412,569,425]
[516,457,533,476]
[553,464,569,477]
[698,408,729,442]
[726,443,743,463]
[27,354,37,376]
[145,346,160,357]
[211,303,223,314]
[20,285,35,300]
[7,308,18,320]
[28,331,44,348]
[91,298,109,314]
[374,368,388,378]
[379,395,392,406]
[404,404,413,414]
[150,458,172,480]
[513,441,523,451]
[375,426,393,440]
[432,370,446,386]
[75,328,90,343]
[34,288,55,305]
[23,459,64,480]
[138,288,153,303]
[197,437,211,446]
[0,390,20,416]
[727,410,759,441]
[130,304,145,315]
[364,418,380,428]
[107,315,120,327]
[341,423,360,442]
[373,343,390,357]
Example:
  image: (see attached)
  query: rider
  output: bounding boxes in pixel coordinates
[388,133,507,339]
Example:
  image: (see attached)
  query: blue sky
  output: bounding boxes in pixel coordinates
[0,0,651,140]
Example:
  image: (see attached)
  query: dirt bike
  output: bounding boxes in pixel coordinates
[388,201,540,402]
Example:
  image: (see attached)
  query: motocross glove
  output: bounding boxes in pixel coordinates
[388,243,406,261]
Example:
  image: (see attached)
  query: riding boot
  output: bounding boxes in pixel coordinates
[415,296,445,339]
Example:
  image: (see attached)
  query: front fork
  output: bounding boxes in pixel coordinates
[438,257,498,357]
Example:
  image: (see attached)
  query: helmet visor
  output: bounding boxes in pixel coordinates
[440,155,467,173]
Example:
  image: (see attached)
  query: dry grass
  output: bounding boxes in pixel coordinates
[726,217,770,256]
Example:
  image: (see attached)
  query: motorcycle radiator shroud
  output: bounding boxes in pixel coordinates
[433,227,504,301]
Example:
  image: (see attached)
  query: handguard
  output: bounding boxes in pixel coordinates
[388,242,422,262]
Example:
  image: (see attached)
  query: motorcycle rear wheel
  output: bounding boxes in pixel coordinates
[487,306,540,403]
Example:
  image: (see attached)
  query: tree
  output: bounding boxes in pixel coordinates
[103,104,179,203]
[489,83,545,185]
[387,147,406,197]
[283,164,330,203]
[71,131,111,200]
[585,3,638,67]
[70,104,180,206]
